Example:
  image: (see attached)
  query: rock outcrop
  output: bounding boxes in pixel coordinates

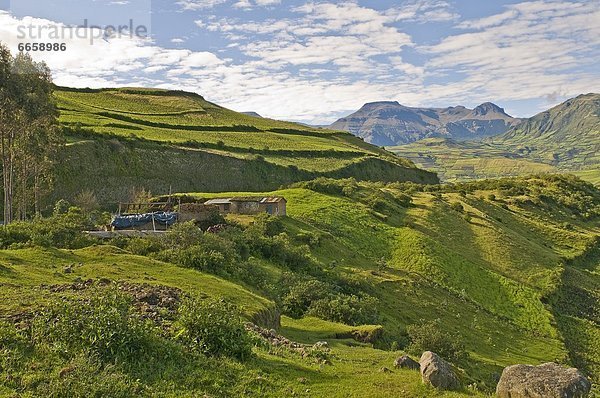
[394,355,420,370]
[496,362,591,398]
[419,351,460,390]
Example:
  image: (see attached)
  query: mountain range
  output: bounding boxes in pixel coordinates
[389,93,600,182]
[330,101,522,146]
[494,93,600,169]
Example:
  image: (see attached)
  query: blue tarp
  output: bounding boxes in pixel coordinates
[111,212,178,230]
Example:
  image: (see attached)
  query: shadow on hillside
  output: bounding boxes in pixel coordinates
[547,242,600,382]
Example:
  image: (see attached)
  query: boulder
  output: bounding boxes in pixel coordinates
[496,363,591,398]
[394,355,420,370]
[419,351,460,390]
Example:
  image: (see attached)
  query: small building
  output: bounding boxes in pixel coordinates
[259,197,287,216]
[230,197,262,214]
[203,196,286,216]
[204,198,233,214]
[177,203,219,223]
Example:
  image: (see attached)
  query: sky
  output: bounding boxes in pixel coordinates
[0,0,598,124]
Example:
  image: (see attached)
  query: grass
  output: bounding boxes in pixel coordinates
[0,245,273,320]
[572,169,600,186]
[49,86,437,206]
[389,138,557,182]
[186,175,599,388]
[1,174,598,396]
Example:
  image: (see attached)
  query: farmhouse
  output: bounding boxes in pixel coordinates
[204,196,286,216]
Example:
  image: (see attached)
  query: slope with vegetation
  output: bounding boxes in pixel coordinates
[390,94,600,184]
[0,174,597,396]
[52,87,437,205]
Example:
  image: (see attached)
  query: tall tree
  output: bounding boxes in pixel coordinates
[0,43,60,223]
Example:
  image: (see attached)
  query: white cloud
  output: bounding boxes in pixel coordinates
[233,0,280,9]
[176,0,226,11]
[394,0,459,23]
[200,2,414,74]
[424,0,600,104]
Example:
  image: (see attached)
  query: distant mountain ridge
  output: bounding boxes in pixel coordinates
[493,93,600,169]
[389,93,600,183]
[330,101,522,146]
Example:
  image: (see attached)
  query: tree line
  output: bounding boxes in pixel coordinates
[0,42,61,223]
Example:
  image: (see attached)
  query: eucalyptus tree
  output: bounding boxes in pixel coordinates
[0,43,61,223]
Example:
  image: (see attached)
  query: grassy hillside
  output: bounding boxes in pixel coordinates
[52,87,436,205]
[388,138,557,182]
[0,174,598,396]
[187,175,599,388]
[495,93,600,170]
[390,94,599,184]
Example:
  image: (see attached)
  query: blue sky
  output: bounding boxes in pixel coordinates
[0,0,599,124]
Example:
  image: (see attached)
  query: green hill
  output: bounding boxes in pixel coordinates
[53,87,437,204]
[2,174,597,397]
[495,93,600,170]
[390,94,600,184]
[388,138,557,182]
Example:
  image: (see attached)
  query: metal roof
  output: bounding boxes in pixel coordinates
[204,198,232,205]
[260,197,286,203]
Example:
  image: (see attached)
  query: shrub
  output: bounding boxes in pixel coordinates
[0,207,97,249]
[307,294,379,326]
[292,177,358,197]
[53,199,71,215]
[295,230,322,248]
[406,319,467,362]
[126,237,162,256]
[364,193,388,213]
[196,209,226,231]
[73,190,100,214]
[32,288,149,363]
[248,213,284,237]
[450,202,464,213]
[158,221,203,249]
[175,296,252,361]
[155,246,228,273]
[281,279,334,318]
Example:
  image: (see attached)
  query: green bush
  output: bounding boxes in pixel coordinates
[0,207,97,249]
[32,288,149,363]
[292,177,358,197]
[295,230,322,248]
[158,221,203,248]
[406,319,467,362]
[307,294,379,326]
[175,296,252,361]
[155,246,227,273]
[281,279,334,318]
[196,208,226,231]
[126,237,162,256]
[450,202,464,213]
[248,213,284,237]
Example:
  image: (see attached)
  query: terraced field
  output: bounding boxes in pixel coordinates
[390,138,558,182]
[51,87,437,205]
[56,88,396,169]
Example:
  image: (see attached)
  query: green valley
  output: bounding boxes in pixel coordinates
[0,174,598,397]
[390,94,600,185]
[0,43,597,398]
